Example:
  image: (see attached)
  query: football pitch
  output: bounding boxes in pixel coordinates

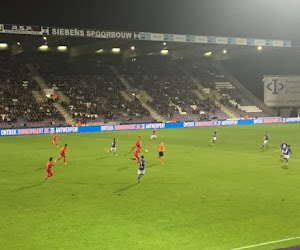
[1,123,300,250]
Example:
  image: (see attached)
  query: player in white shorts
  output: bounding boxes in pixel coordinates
[138,156,146,183]
[150,129,157,142]
[261,132,269,149]
[211,129,217,144]
[283,145,292,165]
[280,140,287,158]
[107,138,117,156]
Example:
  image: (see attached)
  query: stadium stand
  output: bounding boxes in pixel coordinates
[0,41,281,129]
[0,55,65,128]
[118,57,229,121]
[38,62,152,124]
[182,59,270,118]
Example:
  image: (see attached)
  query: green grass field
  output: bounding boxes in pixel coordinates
[1,123,300,250]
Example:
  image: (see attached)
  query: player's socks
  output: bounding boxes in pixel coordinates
[138,176,140,183]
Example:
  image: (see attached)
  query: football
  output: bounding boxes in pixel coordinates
[145,149,149,153]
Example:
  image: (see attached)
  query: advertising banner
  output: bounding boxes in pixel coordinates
[0,118,299,136]
[264,75,300,107]
[0,23,292,48]
[0,24,49,35]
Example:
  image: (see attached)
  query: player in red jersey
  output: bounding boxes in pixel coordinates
[44,157,54,182]
[131,136,141,152]
[55,144,67,165]
[51,132,58,147]
[130,144,140,164]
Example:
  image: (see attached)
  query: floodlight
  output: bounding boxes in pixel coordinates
[161,49,169,55]
[112,48,121,53]
[130,46,135,50]
[204,52,212,57]
[57,46,67,51]
[39,45,49,51]
[223,49,227,54]
[257,46,262,50]
[0,43,8,49]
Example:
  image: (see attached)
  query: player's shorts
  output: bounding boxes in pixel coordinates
[159,151,164,157]
[134,153,139,158]
[264,140,268,144]
[47,170,53,176]
[60,153,65,157]
[138,169,145,175]
[111,147,116,151]
[151,135,156,139]
[213,137,216,141]
[284,155,290,159]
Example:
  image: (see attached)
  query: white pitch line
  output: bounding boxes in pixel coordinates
[230,236,300,250]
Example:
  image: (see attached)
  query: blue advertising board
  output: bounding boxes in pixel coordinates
[0,117,299,137]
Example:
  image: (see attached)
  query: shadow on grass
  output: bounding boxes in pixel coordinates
[281,165,288,170]
[55,181,88,185]
[117,166,131,171]
[95,156,110,160]
[114,183,138,193]
[35,167,45,171]
[147,164,155,168]
[12,183,43,192]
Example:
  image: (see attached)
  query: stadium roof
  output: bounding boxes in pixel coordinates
[0,23,297,62]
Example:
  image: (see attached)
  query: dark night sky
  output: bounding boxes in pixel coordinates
[1,0,300,42]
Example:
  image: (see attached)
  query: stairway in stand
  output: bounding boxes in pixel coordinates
[26,64,76,125]
[110,65,165,122]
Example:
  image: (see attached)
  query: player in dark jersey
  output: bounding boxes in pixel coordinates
[138,156,146,183]
[211,129,217,144]
[149,129,157,142]
[283,145,292,165]
[280,140,287,158]
[107,138,117,156]
[261,132,269,149]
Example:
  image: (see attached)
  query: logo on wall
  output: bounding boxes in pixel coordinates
[41,27,49,35]
[267,79,284,94]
